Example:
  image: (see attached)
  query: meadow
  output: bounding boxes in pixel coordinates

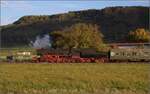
[0,63,149,94]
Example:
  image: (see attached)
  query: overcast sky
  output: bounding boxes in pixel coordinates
[0,0,149,25]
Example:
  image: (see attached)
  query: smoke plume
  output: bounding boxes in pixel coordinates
[30,34,51,49]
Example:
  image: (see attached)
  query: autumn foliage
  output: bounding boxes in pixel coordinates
[128,28,150,42]
[50,23,105,52]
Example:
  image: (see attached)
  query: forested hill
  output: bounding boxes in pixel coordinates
[1,6,149,47]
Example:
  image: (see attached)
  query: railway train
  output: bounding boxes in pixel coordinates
[0,47,150,63]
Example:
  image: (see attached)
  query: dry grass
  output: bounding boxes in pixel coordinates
[0,63,149,94]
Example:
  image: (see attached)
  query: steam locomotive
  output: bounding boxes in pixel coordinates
[32,48,109,63]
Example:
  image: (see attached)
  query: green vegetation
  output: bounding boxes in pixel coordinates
[0,63,149,94]
[0,47,36,56]
[0,48,36,62]
[51,23,105,52]
[1,6,149,47]
[128,28,150,42]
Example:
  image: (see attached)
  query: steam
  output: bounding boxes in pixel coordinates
[30,34,51,49]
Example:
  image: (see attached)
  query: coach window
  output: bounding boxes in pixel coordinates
[122,52,125,56]
[127,53,131,56]
[132,52,137,56]
[110,52,116,56]
[116,52,119,55]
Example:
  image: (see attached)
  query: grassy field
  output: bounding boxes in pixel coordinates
[0,63,149,94]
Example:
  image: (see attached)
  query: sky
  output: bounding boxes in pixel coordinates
[0,0,149,25]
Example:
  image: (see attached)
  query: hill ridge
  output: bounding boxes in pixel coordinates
[1,6,149,47]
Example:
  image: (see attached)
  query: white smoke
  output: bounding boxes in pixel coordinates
[30,34,51,49]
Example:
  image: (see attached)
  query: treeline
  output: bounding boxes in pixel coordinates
[0,6,149,47]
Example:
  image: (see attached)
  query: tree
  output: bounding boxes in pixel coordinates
[50,23,105,54]
[128,28,150,42]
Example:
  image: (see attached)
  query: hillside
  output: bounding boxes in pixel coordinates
[0,6,149,47]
